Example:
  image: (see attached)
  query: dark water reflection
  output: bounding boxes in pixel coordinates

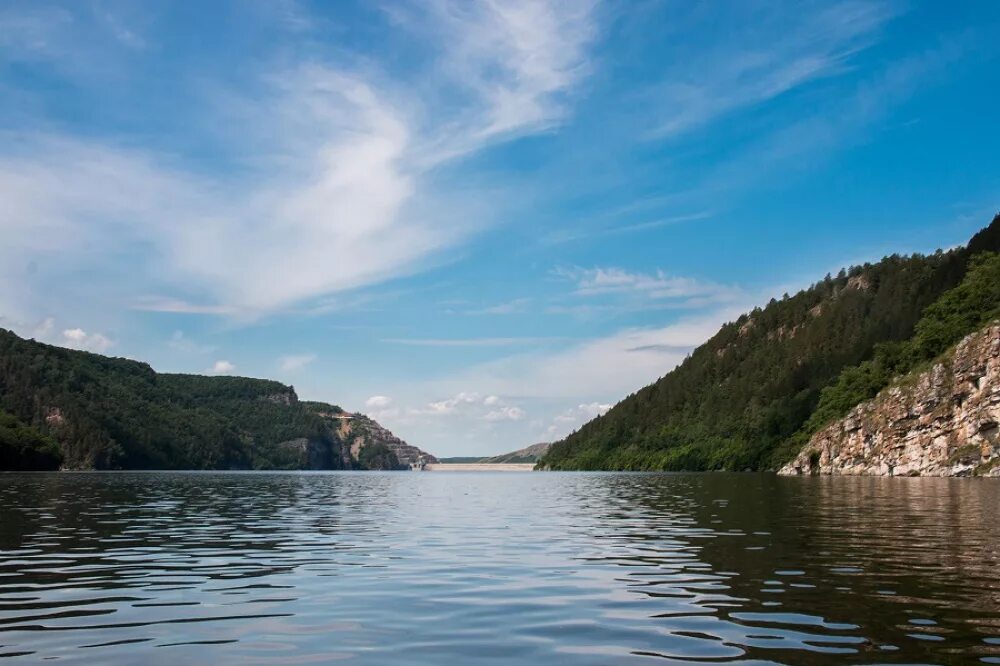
[0,472,998,664]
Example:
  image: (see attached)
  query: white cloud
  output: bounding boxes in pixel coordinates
[60,327,114,353]
[355,305,747,456]
[466,298,531,315]
[364,395,400,421]
[383,336,563,347]
[365,395,393,408]
[133,298,238,315]
[485,405,526,421]
[555,267,739,304]
[436,304,748,402]
[420,391,482,416]
[0,0,602,321]
[167,330,215,355]
[279,353,317,372]
[546,402,611,436]
[34,317,55,338]
[407,0,600,159]
[207,360,236,375]
[647,1,897,138]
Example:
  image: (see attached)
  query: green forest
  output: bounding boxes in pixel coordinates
[0,330,385,471]
[0,409,62,470]
[541,214,1000,472]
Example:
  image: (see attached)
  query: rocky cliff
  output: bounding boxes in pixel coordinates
[328,412,438,469]
[780,323,1000,477]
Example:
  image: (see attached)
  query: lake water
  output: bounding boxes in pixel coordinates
[1,472,998,664]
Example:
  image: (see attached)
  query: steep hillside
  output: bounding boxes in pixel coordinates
[0,409,62,470]
[325,408,438,469]
[541,214,1000,472]
[779,252,1000,476]
[0,330,429,471]
[780,322,1000,477]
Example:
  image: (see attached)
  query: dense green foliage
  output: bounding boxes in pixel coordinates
[541,215,1000,472]
[0,409,62,470]
[0,330,348,470]
[781,252,1000,459]
[357,442,402,470]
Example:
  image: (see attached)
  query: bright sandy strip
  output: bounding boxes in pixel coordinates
[424,464,535,472]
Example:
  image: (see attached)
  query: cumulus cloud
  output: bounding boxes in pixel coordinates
[408,392,527,422]
[420,391,482,416]
[485,405,526,421]
[60,327,114,353]
[364,395,400,421]
[431,304,749,403]
[546,402,611,436]
[207,360,236,375]
[365,395,393,408]
[279,353,317,372]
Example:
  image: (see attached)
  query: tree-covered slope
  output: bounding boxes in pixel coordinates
[0,330,416,471]
[541,214,1000,472]
[0,409,62,471]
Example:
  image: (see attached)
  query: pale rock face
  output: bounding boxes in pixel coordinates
[44,407,65,427]
[332,413,438,467]
[780,323,1000,477]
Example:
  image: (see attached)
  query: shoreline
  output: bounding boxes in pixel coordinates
[424,463,535,472]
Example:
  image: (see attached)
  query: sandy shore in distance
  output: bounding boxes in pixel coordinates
[425,463,535,472]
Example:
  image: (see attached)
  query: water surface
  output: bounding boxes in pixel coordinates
[1,472,998,664]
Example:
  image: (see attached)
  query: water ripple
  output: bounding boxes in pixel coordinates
[0,472,998,664]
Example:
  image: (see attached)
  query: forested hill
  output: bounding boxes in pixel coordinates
[0,331,422,471]
[540,214,1000,472]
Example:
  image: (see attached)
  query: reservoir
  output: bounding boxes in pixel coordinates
[1,471,998,664]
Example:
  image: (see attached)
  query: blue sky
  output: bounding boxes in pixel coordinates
[1,0,998,456]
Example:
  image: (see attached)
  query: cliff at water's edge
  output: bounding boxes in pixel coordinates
[780,323,1000,477]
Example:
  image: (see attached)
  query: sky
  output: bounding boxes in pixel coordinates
[1,0,999,457]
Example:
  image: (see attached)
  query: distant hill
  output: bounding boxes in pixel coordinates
[0,330,433,471]
[438,443,551,465]
[482,442,551,464]
[541,213,1000,472]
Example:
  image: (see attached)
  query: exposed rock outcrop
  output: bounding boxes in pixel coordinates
[780,323,1000,477]
[327,412,438,469]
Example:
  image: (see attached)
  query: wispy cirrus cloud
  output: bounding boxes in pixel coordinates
[382,336,564,347]
[401,0,601,160]
[465,298,532,315]
[554,267,741,305]
[0,0,602,322]
[646,0,899,139]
